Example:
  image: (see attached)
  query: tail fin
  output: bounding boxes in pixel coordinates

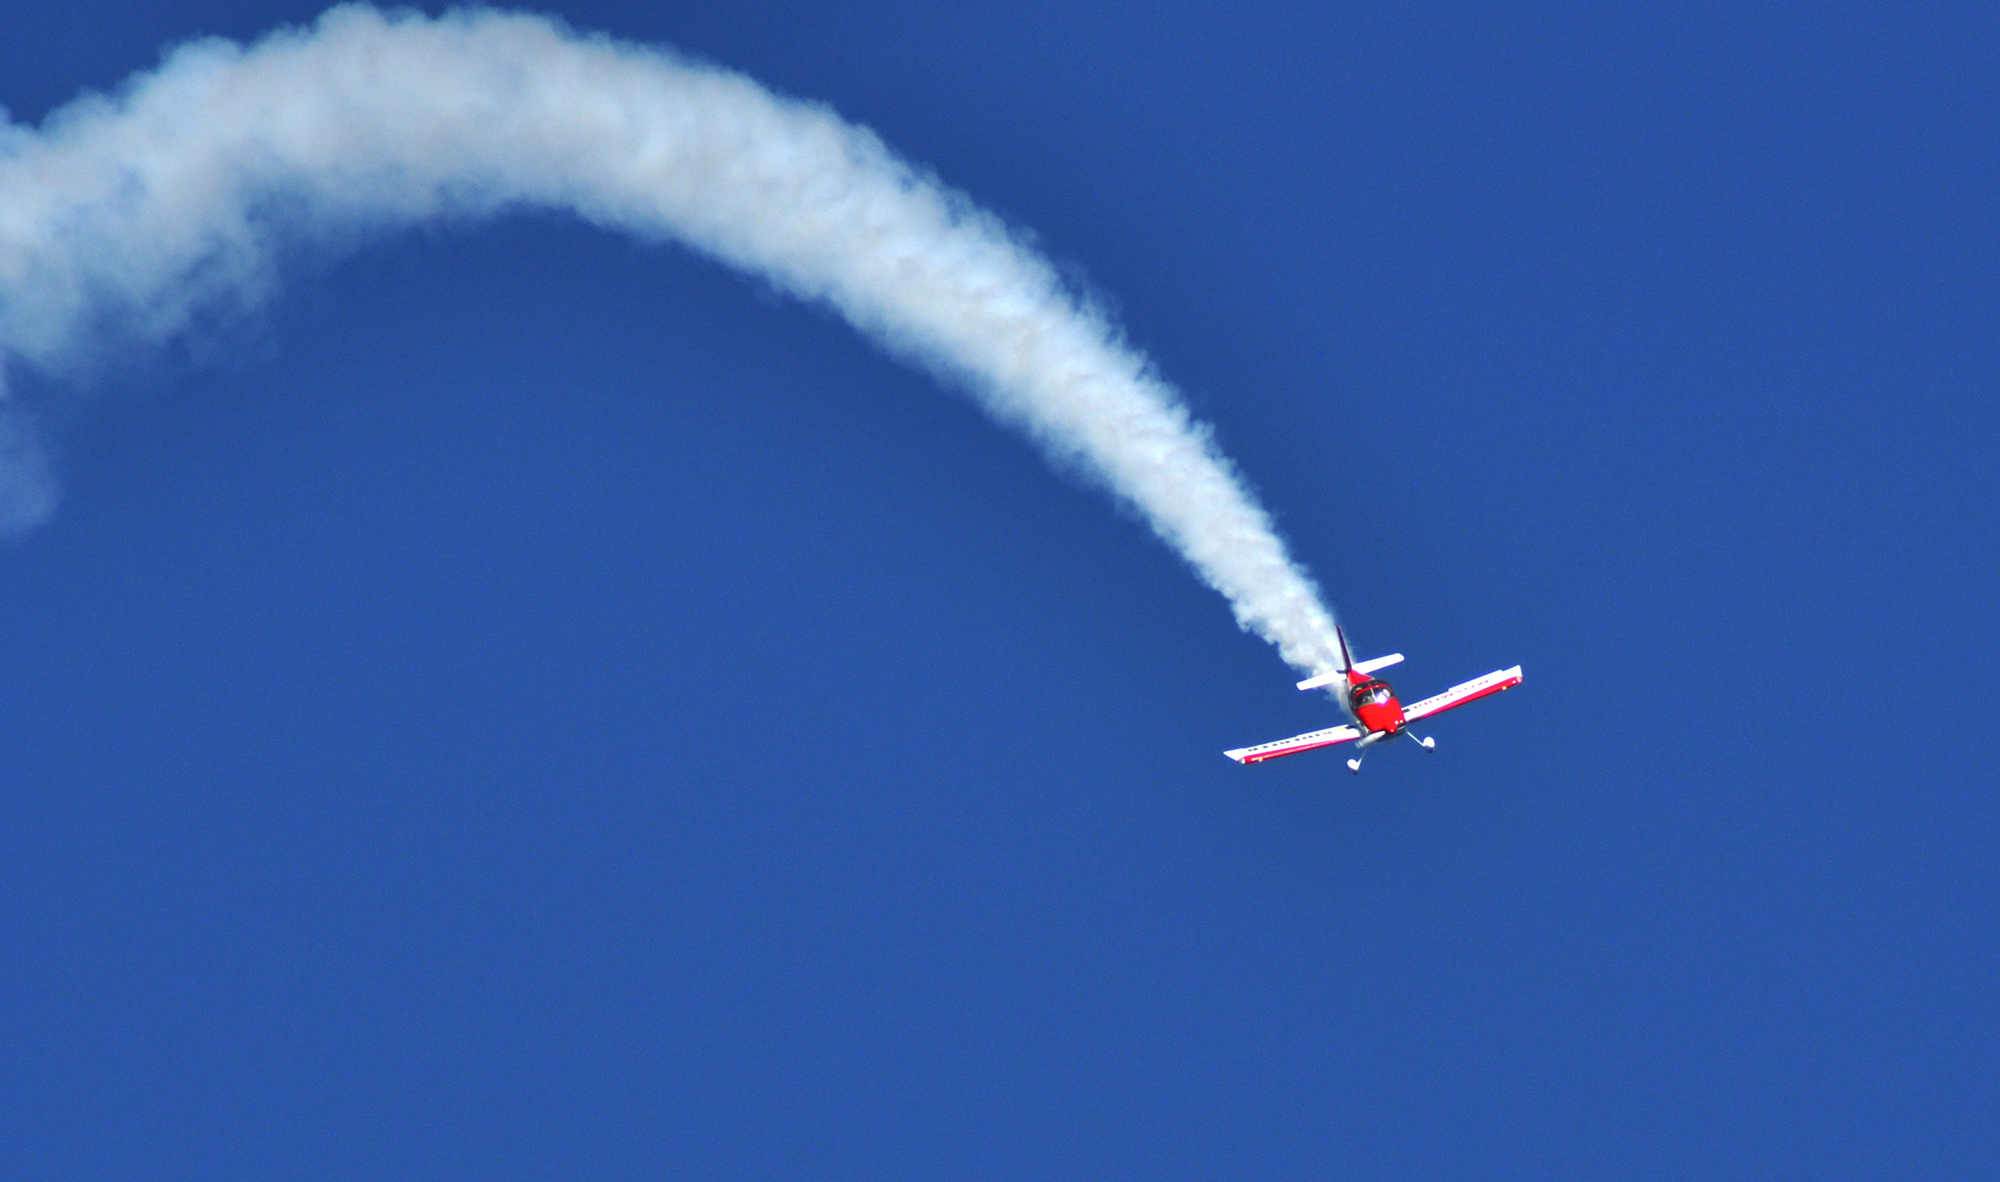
[1296,627,1359,691]
[1296,630,1403,690]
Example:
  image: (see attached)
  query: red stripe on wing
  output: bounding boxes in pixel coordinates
[1401,667,1523,723]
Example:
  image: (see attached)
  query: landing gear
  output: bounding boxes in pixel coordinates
[1348,728,1433,773]
[1346,729,1389,774]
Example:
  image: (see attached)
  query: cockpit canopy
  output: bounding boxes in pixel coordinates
[1350,680,1395,709]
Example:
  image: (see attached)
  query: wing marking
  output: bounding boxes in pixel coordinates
[1225,724,1362,764]
[1400,666,1523,723]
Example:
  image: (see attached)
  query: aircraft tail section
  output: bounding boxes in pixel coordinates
[1295,627,1402,691]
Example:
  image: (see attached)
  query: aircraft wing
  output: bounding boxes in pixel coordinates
[1225,723,1362,764]
[1401,666,1523,723]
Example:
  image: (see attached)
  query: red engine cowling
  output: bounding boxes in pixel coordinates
[1348,677,1406,734]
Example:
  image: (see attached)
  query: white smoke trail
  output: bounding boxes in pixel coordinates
[0,4,1344,673]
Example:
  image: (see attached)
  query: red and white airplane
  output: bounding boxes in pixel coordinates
[1226,627,1521,773]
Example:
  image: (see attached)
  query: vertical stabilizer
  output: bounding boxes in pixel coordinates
[1295,626,1364,692]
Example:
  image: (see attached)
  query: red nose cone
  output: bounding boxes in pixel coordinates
[1350,678,1406,734]
[1355,700,1404,733]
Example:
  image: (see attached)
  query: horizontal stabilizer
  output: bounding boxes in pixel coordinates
[1226,723,1362,764]
[1295,652,1403,691]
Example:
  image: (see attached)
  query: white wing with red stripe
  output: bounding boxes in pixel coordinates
[1400,666,1523,723]
[1225,723,1362,764]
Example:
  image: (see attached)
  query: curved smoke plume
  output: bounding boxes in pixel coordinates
[0,5,1343,674]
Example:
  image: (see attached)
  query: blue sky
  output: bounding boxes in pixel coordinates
[3,2,1996,1177]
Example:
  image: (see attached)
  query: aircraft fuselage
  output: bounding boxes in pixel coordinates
[1346,670,1407,736]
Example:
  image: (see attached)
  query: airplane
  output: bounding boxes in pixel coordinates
[1225,627,1521,773]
